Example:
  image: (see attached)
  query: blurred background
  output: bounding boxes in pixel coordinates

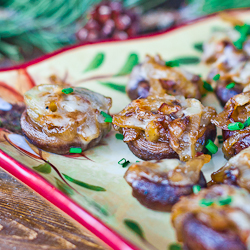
[0,0,249,68]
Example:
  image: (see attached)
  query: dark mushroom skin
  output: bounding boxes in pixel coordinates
[21,84,112,154]
[210,147,250,192]
[181,215,247,250]
[124,155,210,211]
[172,185,250,250]
[215,81,244,106]
[127,122,216,160]
[126,55,204,100]
[211,91,250,159]
[113,94,217,161]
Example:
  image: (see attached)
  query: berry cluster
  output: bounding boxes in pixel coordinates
[77,1,139,41]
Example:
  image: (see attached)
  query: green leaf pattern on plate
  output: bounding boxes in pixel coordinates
[174,56,200,65]
[32,163,51,174]
[193,42,203,52]
[124,219,144,239]
[99,81,126,93]
[83,52,105,72]
[168,243,183,250]
[115,53,139,76]
[63,173,106,191]
[55,177,74,196]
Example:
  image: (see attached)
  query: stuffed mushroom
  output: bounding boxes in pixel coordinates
[21,84,112,154]
[211,91,250,159]
[172,185,250,250]
[124,154,209,211]
[203,21,250,106]
[210,147,250,192]
[112,94,217,161]
[126,55,205,100]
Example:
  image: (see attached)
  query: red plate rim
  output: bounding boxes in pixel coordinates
[0,9,248,250]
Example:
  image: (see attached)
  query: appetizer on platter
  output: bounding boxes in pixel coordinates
[172,185,250,250]
[126,55,204,100]
[203,21,250,105]
[210,147,250,192]
[113,94,217,161]
[211,91,250,159]
[21,84,112,154]
[124,154,209,211]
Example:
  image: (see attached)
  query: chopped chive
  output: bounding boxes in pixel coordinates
[69,147,82,154]
[136,161,140,162]
[228,122,244,131]
[205,139,218,154]
[101,111,112,118]
[217,196,232,206]
[200,199,214,207]
[193,185,201,194]
[217,135,223,143]
[165,60,179,67]
[115,133,124,140]
[104,117,113,123]
[233,40,243,50]
[244,117,250,128]
[202,93,207,98]
[62,88,73,94]
[101,111,113,123]
[226,82,235,89]
[203,81,213,92]
[118,158,130,168]
[213,74,220,81]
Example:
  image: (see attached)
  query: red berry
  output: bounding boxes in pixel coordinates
[115,14,131,31]
[97,5,112,23]
[86,30,99,41]
[84,19,101,31]
[102,19,115,37]
[76,28,88,41]
[113,31,128,40]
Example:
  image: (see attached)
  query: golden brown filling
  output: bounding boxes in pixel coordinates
[212,91,250,158]
[211,147,250,192]
[113,94,216,161]
[127,55,204,99]
[24,84,112,146]
[125,154,210,187]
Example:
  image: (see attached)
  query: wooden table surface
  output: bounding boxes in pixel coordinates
[0,168,106,250]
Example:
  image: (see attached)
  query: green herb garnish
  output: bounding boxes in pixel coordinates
[193,185,201,194]
[228,122,244,131]
[244,117,250,128]
[200,199,214,207]
[213,74,220,81]
[62,88,73,94]
[233,23,250,50]
[217,135,223,143]
[217,196,232,206]
[205,139,218,154]
[226,82,235,89]
[69,147,82,154]
[115,133,124,140]
[203,81,213,92]
[101,111,113,123]
[118,158,130,168]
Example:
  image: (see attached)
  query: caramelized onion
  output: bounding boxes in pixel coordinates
[113,94,217,161]
[126,55,204,100]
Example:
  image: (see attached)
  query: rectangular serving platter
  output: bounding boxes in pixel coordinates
[0,10,249,250]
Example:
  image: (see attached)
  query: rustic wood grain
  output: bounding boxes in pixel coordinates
[0,168,106,250]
